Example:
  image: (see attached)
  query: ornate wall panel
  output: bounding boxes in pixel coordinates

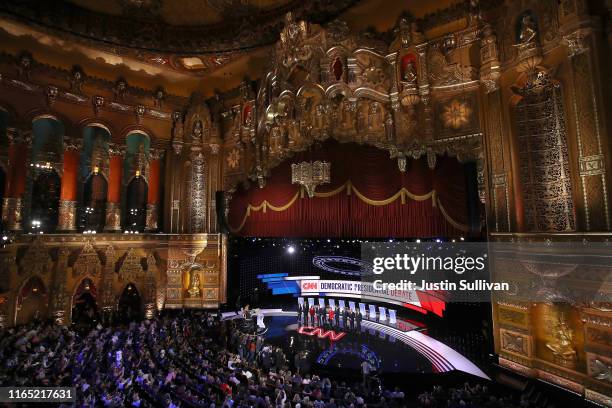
[72,241,102,278]
[189,152,207,233]
[0,234,226,325]
[433,91,480,140]
[500,328,533,358]
[513,78,575,232]
[164,235,225,309]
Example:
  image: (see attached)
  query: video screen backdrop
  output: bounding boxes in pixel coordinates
[231,237,362,304]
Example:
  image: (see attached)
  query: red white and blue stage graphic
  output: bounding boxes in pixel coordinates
[257,273,447,317]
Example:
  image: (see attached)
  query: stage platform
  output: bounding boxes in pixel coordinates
[221,309,489,380]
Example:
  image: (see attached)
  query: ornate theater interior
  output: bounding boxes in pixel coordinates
[0,0,610,406]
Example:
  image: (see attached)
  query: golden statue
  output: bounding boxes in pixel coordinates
[546,314,577,368]
[187,269,201,298]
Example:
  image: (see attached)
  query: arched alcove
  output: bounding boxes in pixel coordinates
[79,125,111,231]
[125,176,148,232]
[15,276,48,325]
[80,124,111,180]
[30,117,64,232]
[124,132,150,181]
[80,173,108,232]
[118,282,142,323]
[123,132,150,232]
[30,170,61,232]
[71,277,99,329]
[31,117,64,162]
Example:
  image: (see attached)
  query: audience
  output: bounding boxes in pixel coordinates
[0,313,546,407]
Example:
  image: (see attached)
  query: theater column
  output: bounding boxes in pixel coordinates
[479,25,512,232]
[2,128,29,231]
[105,145,124,231]
[564,28,611,231]
[146,148,164,231]
[57,137,81,231]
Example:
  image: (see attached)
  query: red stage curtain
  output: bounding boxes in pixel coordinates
[228,141,469,238]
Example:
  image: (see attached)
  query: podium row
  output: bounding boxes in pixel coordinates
[298,297,397,324]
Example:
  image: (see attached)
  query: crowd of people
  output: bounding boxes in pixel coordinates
[0,312,555,408]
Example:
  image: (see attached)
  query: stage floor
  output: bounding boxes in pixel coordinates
[265,315,434,374]
[221,309,489,380]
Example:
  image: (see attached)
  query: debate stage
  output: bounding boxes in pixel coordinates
[221,309,489,380]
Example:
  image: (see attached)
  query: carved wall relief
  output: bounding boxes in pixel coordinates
[189,152,206,233]
[72,241,102,277]
[501,328,533,357]
[513,74,575,231]
[118,248,144,282]
[434,92,480,139]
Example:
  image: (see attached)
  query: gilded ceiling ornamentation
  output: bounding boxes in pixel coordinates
[0,0,359,53]
[277,12,311,68]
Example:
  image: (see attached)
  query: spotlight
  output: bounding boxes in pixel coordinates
[2,236,7,241]
[287,245,295,254]
[415,239,421,243]
[460,237,465,241]
[435,238,442,243]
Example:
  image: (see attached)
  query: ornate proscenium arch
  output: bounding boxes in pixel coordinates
[221,13,484,210]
